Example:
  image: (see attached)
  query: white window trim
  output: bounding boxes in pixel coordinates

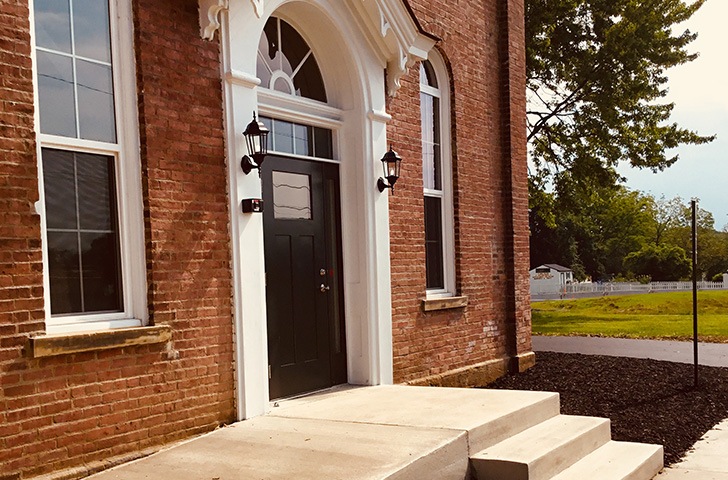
[30,0,147,334]
[421,52,456,299]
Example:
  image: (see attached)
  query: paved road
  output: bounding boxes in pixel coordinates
[533,336,728,368]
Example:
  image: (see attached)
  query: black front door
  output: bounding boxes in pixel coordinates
[262,155,347,399]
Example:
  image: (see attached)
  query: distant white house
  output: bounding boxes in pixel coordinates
[530,264,574,294]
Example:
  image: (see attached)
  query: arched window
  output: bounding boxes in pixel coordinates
[257,17,327,103]
[421,55,455,296]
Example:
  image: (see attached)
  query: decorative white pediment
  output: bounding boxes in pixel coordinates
[199,0,264,40]
[347,0,437,96]
[199,0,435,95]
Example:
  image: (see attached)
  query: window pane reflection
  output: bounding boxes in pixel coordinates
[72,0,112,62]
[33,0,117,144]
[273,120,294,153]
[77,60,116,143]
[37,51,77,138]
[34,0,72,54]
[262,116,333,160]
[421,92,441,191]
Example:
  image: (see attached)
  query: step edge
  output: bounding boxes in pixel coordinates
[467,393,562,453]
[471,415,611,460]
[550,440,664,480]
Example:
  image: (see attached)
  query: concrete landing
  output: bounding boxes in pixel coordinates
[87,415,468,480]
[86,385,661,480]
[87,385,558,480]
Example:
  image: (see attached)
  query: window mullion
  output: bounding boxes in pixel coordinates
[291,50,312,79]
[68,0,81,139]
[277,18,283,71]
[71,153,86,312]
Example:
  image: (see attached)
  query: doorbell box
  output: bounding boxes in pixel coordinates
[242,198,264,213]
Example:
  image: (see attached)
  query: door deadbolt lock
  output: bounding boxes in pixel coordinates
[320,269,327,277]
[320,284,330,293]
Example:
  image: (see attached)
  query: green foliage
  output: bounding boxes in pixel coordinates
[530,186,655,279]
[623,243,691,281]
[526,0,715,217]
[532,190,728,281]
[526,0,723,281]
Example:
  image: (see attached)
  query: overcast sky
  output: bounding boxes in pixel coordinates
[618,0,728,229]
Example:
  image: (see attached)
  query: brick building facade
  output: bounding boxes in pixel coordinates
[0,0,532,478]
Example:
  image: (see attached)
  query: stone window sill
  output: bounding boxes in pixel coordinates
[28,325,172,358]
[421,295,468,312]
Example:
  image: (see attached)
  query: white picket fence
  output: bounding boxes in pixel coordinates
[558,281,726,295]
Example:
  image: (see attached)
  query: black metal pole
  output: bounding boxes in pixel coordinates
[692,199,699,389]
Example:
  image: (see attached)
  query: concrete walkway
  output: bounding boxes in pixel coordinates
[533,335,728,367]
[533,335,728,478]
[657,418,728,479]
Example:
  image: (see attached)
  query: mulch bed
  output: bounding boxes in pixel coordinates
[485,352,728,465]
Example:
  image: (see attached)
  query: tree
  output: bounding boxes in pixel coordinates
[660,198,728,279]
[526,0,715,215]
[624,243,691,281]
[530,185,654,279]
[645,195,685,246]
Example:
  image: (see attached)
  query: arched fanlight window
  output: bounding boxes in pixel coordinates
[257,17,327,103]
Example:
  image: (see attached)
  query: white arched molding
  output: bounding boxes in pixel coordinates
[198,0,436,96]
[206,0,436,421]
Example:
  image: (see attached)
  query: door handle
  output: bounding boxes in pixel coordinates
[320,284,330,293]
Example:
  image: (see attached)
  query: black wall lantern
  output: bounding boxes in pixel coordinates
[377,146,402,193]
[241,112,270,176]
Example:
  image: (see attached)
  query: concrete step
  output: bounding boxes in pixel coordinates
[272,385,562,454]
[551,441,663,480]
[470,414,611,480]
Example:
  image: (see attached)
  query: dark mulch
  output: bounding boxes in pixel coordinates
[485,352,728,465]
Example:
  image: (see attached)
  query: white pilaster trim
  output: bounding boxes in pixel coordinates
[368,109,392,124]
[225,69,261,89]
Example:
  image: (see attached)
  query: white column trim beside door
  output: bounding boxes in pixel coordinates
[215,0,433,420]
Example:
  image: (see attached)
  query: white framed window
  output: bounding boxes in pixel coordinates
[420,54,455,297]
[31,0,146,334]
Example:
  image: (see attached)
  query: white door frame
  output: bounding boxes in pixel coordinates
[201,0,435,420]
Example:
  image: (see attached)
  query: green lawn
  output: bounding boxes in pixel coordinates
[532,290,728,342]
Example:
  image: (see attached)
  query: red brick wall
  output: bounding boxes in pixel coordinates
[388,0,531,384]
[0,0,48,474]
[500,0,533,357]
[0,1,235,478]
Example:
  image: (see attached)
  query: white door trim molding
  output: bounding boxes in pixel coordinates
[213,0,434,420]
